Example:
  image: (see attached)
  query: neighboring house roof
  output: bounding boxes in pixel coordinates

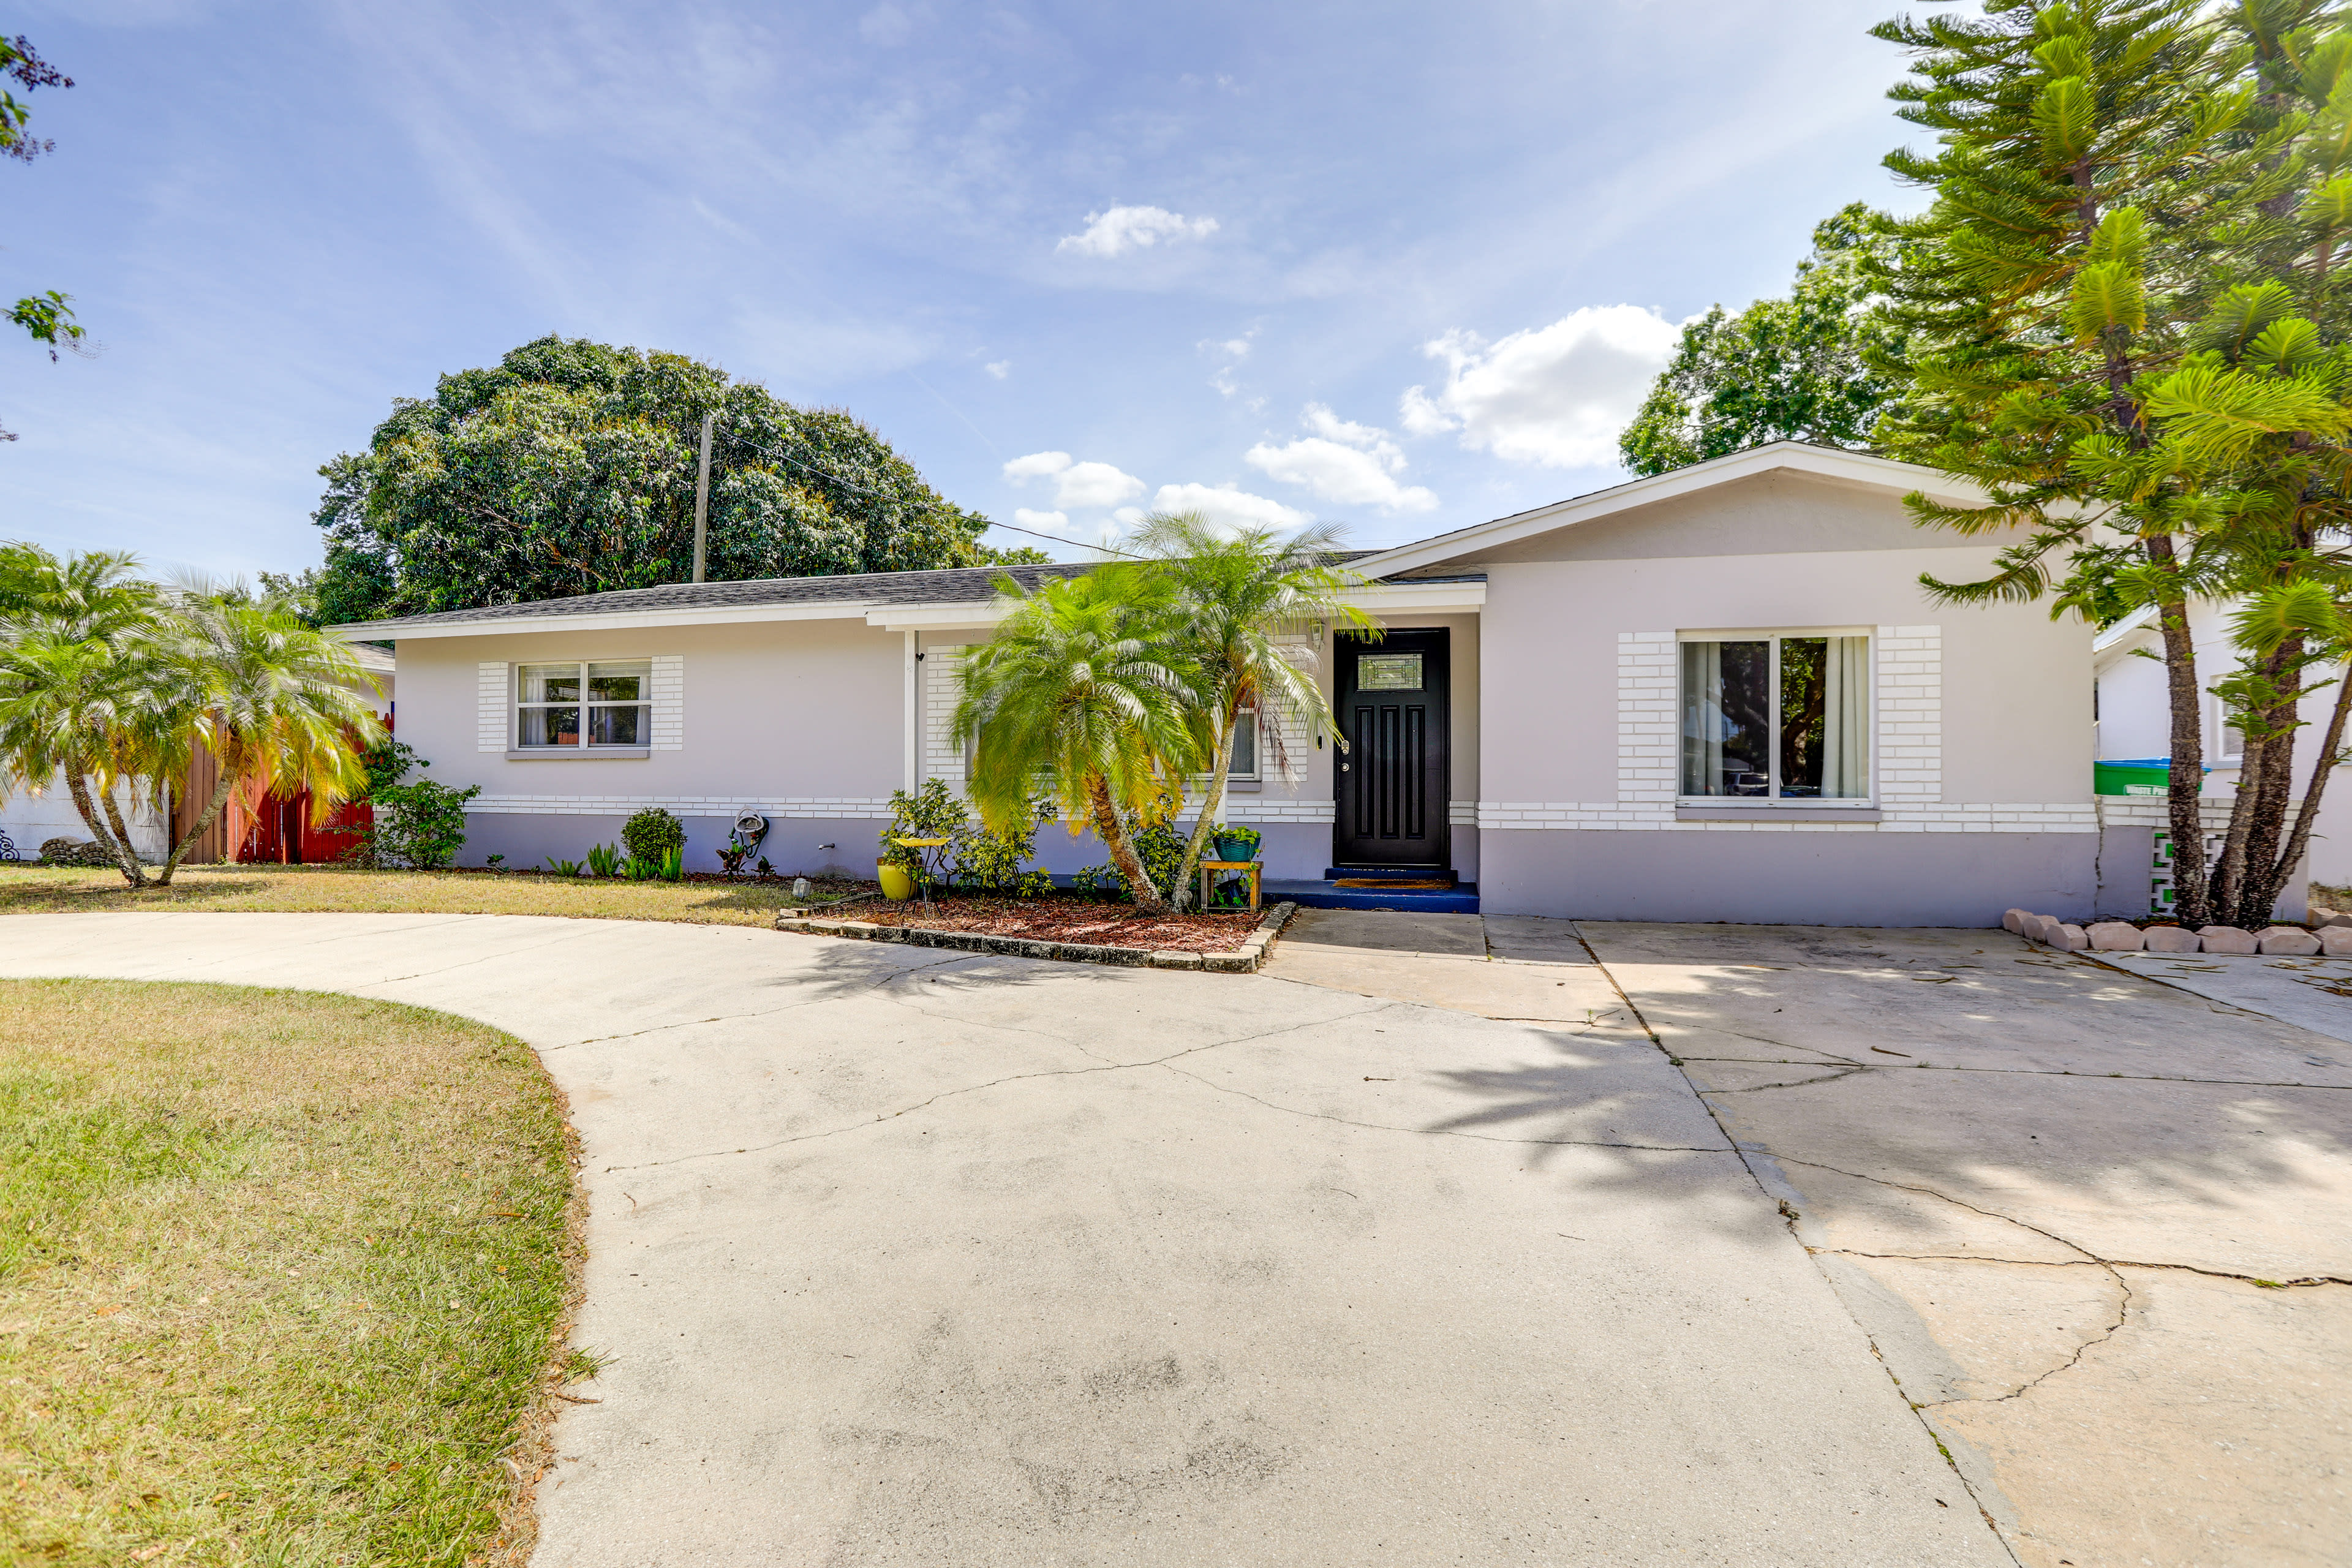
[347,643,396,673]
[1350,440,1992,579]
[2091,604,2160,668]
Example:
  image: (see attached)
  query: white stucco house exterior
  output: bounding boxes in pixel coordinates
[342,442,2187,925]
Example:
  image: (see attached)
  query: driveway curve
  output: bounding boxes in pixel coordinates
[0,913,2006,1566]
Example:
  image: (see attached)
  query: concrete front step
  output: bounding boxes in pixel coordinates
[1269,878,1481,913]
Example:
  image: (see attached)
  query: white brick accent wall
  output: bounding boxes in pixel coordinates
[1873,624,1941,811]
[922,644,969,788]
[469,794,899,820]
[477,662,508,752]
[1614,631,1679,827]
[2095,796,2236,830]
[650,655,684,750]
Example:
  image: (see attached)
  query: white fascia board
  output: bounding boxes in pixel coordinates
[357,598,885,641]
[868,578,1486,633]
[1351,443,1991,579]
[2090,603,2159,655]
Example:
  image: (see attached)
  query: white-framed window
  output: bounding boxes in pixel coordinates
[516,660,652,748]
[2209,694,2245,763]
[1679,631,1872,801]
[1227,705,1259,780]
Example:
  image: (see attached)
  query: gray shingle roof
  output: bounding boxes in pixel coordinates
[339,562,1098,634]
[333,554,1483,636]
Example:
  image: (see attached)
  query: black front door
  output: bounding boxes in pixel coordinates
[1333,628,1449,868]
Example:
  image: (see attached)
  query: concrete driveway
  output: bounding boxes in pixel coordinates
[0,912,2002,1566]
[1269,911,2352,1568]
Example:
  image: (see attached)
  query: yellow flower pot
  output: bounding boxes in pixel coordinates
[877,860,915,902]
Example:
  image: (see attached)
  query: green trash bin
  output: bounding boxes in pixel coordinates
[2095,758,2184,796]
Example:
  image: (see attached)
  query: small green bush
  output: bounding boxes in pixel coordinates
[1072,821,1186,903]
[369,779,481,870]
[584,843,622,878]
[882,780,1054,895]
[621,807,685,864]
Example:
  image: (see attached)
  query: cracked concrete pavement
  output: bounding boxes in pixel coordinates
[1267,910,2352,1567]
[0,913,2003,1566]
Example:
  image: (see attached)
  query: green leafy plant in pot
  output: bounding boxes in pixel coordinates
[1212,824,1261,862]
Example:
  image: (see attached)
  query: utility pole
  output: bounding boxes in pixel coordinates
[692,411,715,584]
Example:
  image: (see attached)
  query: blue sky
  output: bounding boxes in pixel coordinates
[0,0,1938,574]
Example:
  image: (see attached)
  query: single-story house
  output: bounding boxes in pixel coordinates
[344,442,2203,925]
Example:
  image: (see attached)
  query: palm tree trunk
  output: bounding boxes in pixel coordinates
[2234,636,2306,926]
[2150,576,2212,925]
[1087,774,1169,913]
[2269,663,2352,916]
[155,761,241,887]
[1171,711,1238,912]
[64,767,141,887]
[99,786,145,883]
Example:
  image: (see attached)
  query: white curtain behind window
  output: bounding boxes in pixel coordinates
[1822,635,1871,798]
[1681,641,1724,795]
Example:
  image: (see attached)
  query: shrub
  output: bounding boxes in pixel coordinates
[883,780,1055,895]
[621,807,685,865]
[369,779,481,870]
[584,843,623,878]
[879,780,967,889]
[1071,821,1186,903]
[40,837,115,868]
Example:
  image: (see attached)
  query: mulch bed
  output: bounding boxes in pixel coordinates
[851,895,1262,954]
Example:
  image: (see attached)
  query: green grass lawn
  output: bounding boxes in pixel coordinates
[0,979,584,1567]
[0,863,829,926]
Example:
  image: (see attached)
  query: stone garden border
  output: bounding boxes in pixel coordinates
[2003,906,2352,956]
[777,900,1300,973]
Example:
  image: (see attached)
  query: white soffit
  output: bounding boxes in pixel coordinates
[1350,442,1992,579]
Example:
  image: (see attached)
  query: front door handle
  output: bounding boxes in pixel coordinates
[1340,763,1349,772]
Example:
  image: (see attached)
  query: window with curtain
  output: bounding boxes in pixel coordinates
[1679,635,1871,799]
[516,661,652,748]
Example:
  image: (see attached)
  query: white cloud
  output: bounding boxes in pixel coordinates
[1012,507,1072,534]
[1056,205,1219,259]
[1003,450,1072,482]
[1243,404,1438,513]
[984,360,1010,380]
[1199,328,1255,399]
[1149,482,1312,532]
[1001,450,1146,510]
[1399,304,1684,468]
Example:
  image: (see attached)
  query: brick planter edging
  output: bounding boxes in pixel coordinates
[777,901,1300,973]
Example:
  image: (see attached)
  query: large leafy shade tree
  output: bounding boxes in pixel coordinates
[952,573,1200,914]
[1114,513,1378,910]
[314,336,1041,624]
[1619,205,1906,477]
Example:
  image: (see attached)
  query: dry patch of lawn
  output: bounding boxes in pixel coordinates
[0,979,583,1567]
[0,864,839,927]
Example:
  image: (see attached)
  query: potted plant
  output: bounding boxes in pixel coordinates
[1212,823,1261,863]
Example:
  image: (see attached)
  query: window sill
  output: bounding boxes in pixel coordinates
[1223,780,1262,794]
[1676,804,1880,823]
[505,748,651,760]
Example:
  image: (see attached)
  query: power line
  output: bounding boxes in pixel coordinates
[723,429,1145,561]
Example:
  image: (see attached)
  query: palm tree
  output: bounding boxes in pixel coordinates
[1118,512,1378,909]
[0,546,175,885]
[952,571,1199,913]
[153,589,384,886]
